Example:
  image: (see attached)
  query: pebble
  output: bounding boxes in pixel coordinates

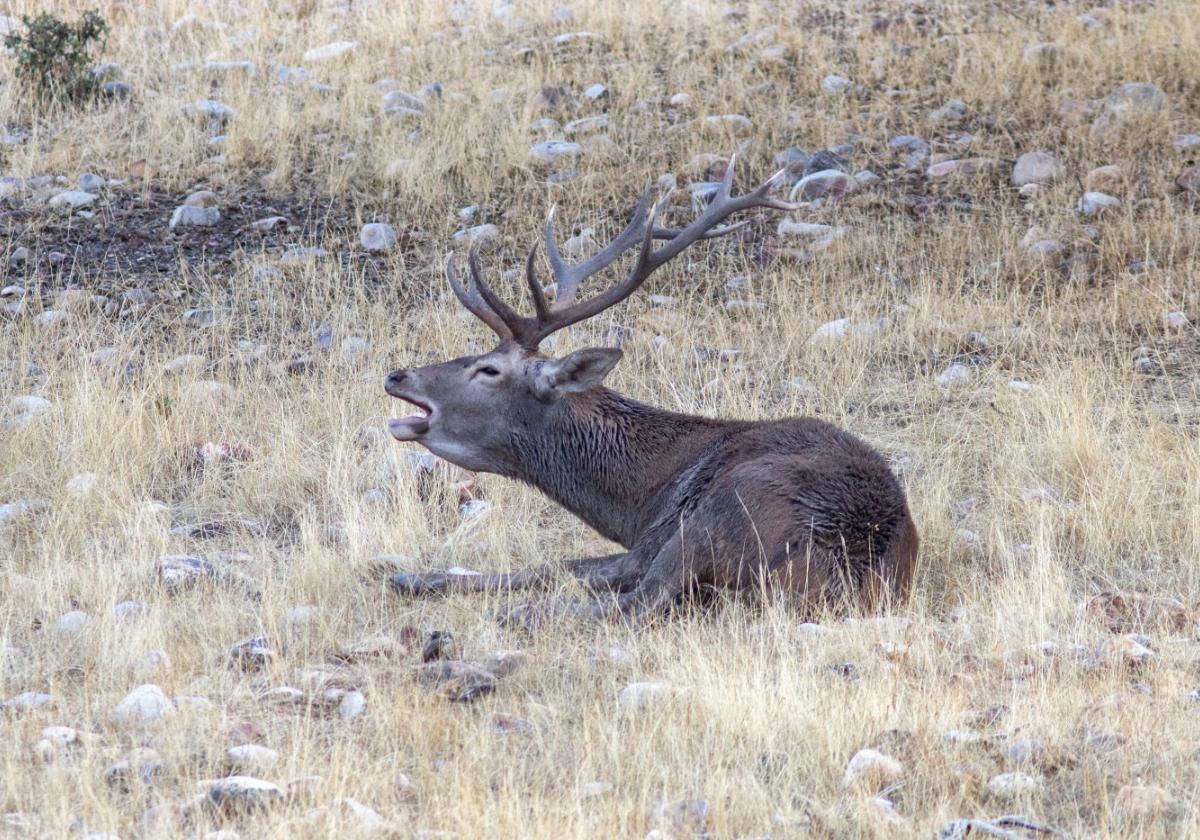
[179,99,235,125]
[1022,42,1061,72]
[1090,82,1167,143]
[360,223,397,252]
[170,206,220,228]
[303,41,358,62]
[563,115,608,136]
[1084,164,1124,193]
[164,354,208,374]
[1011,151,1063,186]
[337,691,367,719]
[1077,191,1120,217]
[937,363,971,388]
[700,113,753,134]
[182,308,217,327]
[208,776,284,813]
[987,772,1043,798]
[928,98,968,127]
[647,798,709,836]
[452,224,499,245]
[618,681,673,713]
[1164,311,1188,330]
[52,610,90,634]
[1115,782,1173,816]
[926,158,998,180]
[47,190,98,209]
[530,140,583,165]
[842,748,904,789]
[251,215,288,232]
[789,169,853,201]
[583,83,608,100]
[1178,167,1200,193]
[112,684,174,727]
[2,691,53,711]
[227,744,279,772]
[77,172,105,192]
[821,74,852,94]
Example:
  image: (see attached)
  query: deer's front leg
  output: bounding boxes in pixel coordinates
[389,553,626,597]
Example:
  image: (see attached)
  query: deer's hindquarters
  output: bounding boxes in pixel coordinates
[670,452,917,608]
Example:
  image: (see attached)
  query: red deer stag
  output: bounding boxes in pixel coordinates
[385,158,918,622]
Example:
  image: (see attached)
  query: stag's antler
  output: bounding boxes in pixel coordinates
[446,155,797,351]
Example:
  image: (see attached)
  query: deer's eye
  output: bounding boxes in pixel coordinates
[475,365,500,378]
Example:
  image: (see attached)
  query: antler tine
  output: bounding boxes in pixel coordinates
[545,187,655,309]
[446,252,514,340]
[466,248,527,336]
[523,242,550,322]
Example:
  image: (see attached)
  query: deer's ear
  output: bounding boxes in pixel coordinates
[534,348,622,398]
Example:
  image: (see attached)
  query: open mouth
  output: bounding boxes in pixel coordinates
[388,396,434,441]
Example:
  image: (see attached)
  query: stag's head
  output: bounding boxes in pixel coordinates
[384,158,796,472]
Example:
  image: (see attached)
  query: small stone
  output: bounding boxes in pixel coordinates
[1012,151,1063,186]
[208,776,284,813]
[182,308,217,327]
[415,661,497,703]
[1177,166,1200,193]
[1084,164,1124,193]
[563,115,609,136]
[360,223,397,252]
[987,772,1043,798]
[77,172,105,192]
[842,748,903,789]
[338,691,367,719]
[618,681,673,713]
[303,41,358,62]
[163,354,207,374]
[530,140,583,165]
[1022,42,1061,72]
[1164,312,1188,330]
[170,205,220,228]
[52,610,90,634]
[928,98,968,127]
[2,691,53,711]
[180,99,234,124]
[583,83,608,100]
[821,74,852,94]
[647,798,709,836]
[668,92,691,107]
[452,224,499,245]
[789,169,853,201]
[937,363,971,388]
[1009,379,1034,394]
[926,158,998,180]
[227,744,279,772]
[1090,82,1168,143]
[112,684,174,727]
[581,780,614,798]
[101,80,131,99]
[1078,191,1120,217]
[183,190,218,208]
[1115,782,1173,816]
[47,190,98,209]
[1006,737,1047,765]
[483,650,531,678]
[229,636,274,671]
[251,215,288,232]
[700,114,753,134]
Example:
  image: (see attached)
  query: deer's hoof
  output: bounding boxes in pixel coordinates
[389,573,448,596]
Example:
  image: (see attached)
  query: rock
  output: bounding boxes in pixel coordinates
[338,691,367,719]
[888,134,930,169]
[303,41,358,62]
[1087,590,1191,632]
[2,691,53,711]
[52,610,89,634]
[183,190,218,208]
[381,89,424,113]
[646,798,709,836]
[483,650,531,678]
[227,744,279,772]
[207,776,284,813]
[163,354,207,374]
[789,169,853,201]
[928,98,968,127]
[0,498,49,526]
[452,224,500,245]
[1177,166,1200,193]
[821,74,852,94]
[618,681,673,713]
[563,115,609,136]
[530,140,583,165]
[1078,191,1120,217]
[101,80,131,99]
[583,83,608,100]
[1005,737,1047,766]
[1101,634,1159,667]
[1090,82,1168,143]
[6,395,53,428]
[926,158,999,180]
[1164,311,1188,330]
[1115,782,1173,816]
[842,748,904,789]
[180,99,234,124]
[937,363,971,388]
[112,684,174,727]
[251,215,289,232]
[229,636,274,671]
[1084,164,1124,193]
[360,223,397,252]
[182,308,217,327]
[700,113,753,134]
[415,661,497,703]
[987,772,1043,798]
[47,190,98,209]
[1012,151,1063,186]
[104,747,164,789]
[1022,42,1061,72]
[77,172,105,192]
[581,780,614,798]
[170,205,220,228]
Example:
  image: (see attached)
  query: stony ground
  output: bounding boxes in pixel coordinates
[2,0,1200,838]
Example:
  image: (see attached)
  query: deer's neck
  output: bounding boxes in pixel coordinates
[505,388,725,547]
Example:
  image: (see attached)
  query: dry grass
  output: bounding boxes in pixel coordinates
[2,0,1200,837]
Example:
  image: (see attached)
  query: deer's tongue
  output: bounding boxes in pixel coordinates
[388,415,430,440]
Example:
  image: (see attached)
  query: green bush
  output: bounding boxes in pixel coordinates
[3,11,109,104]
